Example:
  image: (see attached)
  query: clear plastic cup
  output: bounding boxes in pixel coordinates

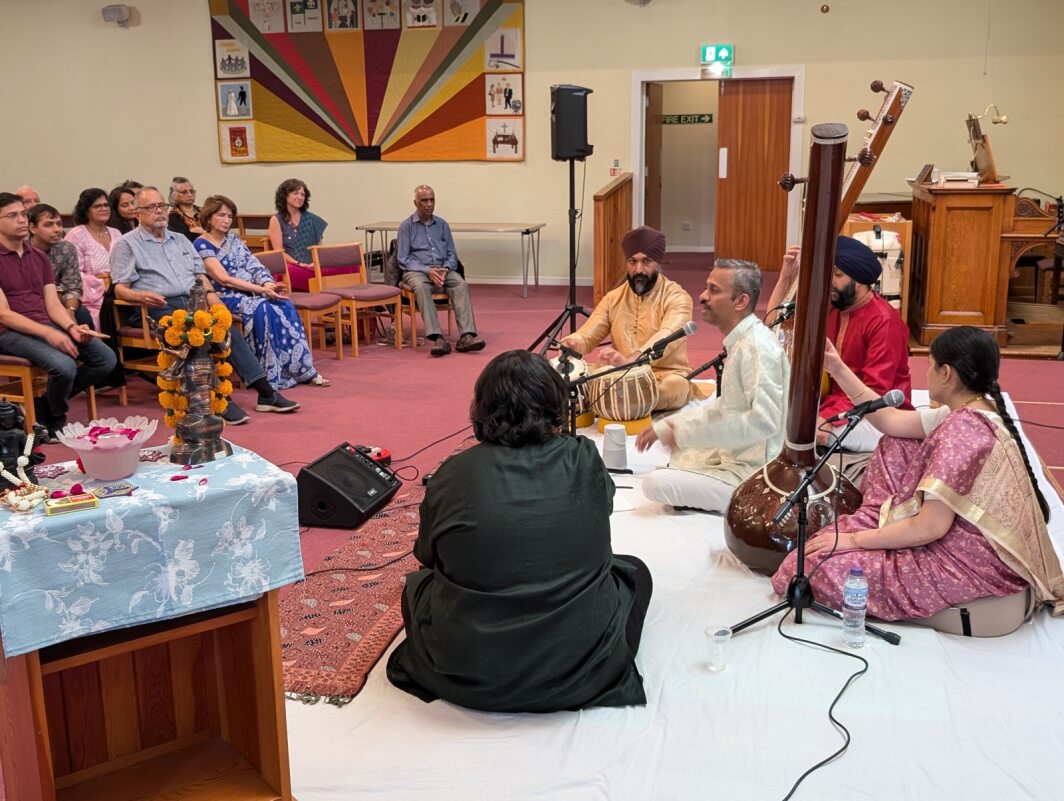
[706,624,732,672]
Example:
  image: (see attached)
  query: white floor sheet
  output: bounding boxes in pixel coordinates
[287,392,1064,800]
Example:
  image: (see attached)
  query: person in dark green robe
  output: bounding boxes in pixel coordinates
[387,349,652,712]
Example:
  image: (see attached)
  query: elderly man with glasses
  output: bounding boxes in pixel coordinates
[109,187,299,426]
[0,192,116,439]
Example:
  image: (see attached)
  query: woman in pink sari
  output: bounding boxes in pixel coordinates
[773,326,1064,622]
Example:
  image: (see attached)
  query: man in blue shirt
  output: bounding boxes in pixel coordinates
[110,187,299,424]
[397,185,485,357]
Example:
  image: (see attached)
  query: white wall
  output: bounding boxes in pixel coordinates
[2,0,1061,282]
[660,81,718,250]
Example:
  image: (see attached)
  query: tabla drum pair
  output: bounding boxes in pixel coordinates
[549,359,658,433]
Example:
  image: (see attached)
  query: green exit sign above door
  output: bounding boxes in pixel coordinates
[700,44,734,65]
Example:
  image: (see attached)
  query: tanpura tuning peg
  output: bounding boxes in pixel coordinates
[845,148,876,167]
[882,114,894,125]
[870,80,887,94]
[778,173,807,192]
[856,109,872,122]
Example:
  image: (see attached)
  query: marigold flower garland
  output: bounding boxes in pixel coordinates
[155,305,235,440]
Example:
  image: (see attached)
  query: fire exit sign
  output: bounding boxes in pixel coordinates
[700,44,734,65]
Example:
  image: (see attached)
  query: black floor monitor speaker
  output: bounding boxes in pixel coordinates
[551,84,594,161]
[297,442,402,529]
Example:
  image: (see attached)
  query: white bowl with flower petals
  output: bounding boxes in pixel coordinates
[56,417,159,481]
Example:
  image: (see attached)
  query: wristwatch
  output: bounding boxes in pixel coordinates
[64,322,77,332]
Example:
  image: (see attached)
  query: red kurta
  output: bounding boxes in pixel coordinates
[821,292,912,425]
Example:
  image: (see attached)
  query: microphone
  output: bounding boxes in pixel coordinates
[825,388,905,423]
[645,321,697,357]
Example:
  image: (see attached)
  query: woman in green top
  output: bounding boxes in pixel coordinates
[388,350,652,712]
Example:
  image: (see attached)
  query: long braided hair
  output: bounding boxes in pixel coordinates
[929,326,1050,523]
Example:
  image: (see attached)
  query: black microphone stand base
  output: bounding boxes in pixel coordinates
[729,414,901,646]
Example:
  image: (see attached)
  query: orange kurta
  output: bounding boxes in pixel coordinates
[566,276,694,410]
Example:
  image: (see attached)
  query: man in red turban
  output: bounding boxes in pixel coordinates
[560,225,696,411]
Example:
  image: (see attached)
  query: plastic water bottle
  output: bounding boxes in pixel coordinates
[842,566,868,648]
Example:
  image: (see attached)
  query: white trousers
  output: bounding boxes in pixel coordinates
[824,417,882,453]
[641,469,735,514]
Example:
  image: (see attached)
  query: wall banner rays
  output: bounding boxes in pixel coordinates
[209,0,525,163]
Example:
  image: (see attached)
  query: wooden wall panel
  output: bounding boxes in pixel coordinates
[133,643,177,748]
[98,653,140,760]
[593,173,633,304]
[59,664,108,771]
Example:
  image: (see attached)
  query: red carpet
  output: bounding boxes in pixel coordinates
[4,259,1064,796]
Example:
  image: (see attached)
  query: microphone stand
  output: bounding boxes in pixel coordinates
[685,348,726,396]
[729,413,901,645]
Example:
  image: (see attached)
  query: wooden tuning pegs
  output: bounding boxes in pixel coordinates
[845,148,876,167]
[857,109,872,122]
[870,80,887,94]
[778,173,807,192]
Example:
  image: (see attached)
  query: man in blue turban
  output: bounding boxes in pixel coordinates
[817,235,912,452]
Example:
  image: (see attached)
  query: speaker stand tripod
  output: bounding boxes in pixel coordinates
[530,159,590,354]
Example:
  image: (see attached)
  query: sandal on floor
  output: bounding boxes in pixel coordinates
[309,373,331,387]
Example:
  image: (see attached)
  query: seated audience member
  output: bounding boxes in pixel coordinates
[560,225,695,411]
[387,350,650,712]
[110,187,299,425]
[396,184,485,357]
[774,326,1064,623]
[637,260,788,513]
[0,192,116,437]
[167,177,204,242]
[27,204,93,329]
[65,188,120,328]
[108,184,138,234]
[268,178,326,292]
[16,185,40,208]
[195,195,329,390]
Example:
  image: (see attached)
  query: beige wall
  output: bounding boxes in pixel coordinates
[660,80,718,250]
[2,0,1060,280]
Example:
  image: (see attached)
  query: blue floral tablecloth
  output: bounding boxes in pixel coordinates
[0,445,304,658]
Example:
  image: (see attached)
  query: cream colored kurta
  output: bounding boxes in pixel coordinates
[566,275,694,410]
[657,314,789,486]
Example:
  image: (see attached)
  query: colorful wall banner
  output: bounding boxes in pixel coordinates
[209,0,525,163]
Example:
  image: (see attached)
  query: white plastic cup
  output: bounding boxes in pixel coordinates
[602,423,628,470]
[706,624,732,672]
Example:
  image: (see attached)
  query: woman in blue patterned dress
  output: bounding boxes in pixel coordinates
[195,195,329,390]
[267,178,327,292]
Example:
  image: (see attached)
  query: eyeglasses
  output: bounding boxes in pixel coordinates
[138,203,170,213]
[90,203,111,211]
[0,211,28,221]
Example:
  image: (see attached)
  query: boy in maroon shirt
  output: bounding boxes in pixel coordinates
[0,192,116,437]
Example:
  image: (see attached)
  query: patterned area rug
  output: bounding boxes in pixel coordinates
[280,439,472,706]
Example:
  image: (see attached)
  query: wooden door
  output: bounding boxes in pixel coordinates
[644,83,663,230]
[715,77,792,271]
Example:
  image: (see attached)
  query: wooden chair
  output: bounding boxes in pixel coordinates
[236,212,274,253]
[0,356,98,433]
[398,283,455,350]
[112,297,163,406]
[256,250,344,361]
[308,242,402,356]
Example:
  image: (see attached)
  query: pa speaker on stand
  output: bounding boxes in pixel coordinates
[551,84,594,161]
